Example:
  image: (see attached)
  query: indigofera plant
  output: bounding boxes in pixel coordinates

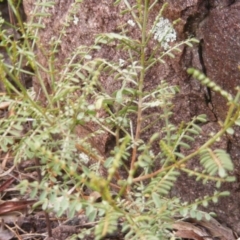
[0,0,239,239]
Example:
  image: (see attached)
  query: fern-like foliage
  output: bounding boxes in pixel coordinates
[94,205,123,240]
[199,148,233,178]
[0,1,239,240]
[144,168,179,195]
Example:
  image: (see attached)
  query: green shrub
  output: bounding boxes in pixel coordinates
[0,1,239,239]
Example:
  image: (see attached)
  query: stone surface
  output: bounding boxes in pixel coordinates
[200,2,240,120]
[21,0,240,234]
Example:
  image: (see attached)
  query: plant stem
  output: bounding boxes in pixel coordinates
[130,0,148,172]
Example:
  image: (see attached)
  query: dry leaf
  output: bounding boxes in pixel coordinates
[175,229,204,240]
[173,216,236,240]
[191,217,235,240]
[0,200,36,215]
[0,178,15,193]
[0,102,10,110]
[173,221,211,240]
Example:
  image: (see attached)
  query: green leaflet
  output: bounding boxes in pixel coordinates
[200,148,233,177]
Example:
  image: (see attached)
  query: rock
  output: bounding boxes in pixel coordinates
[200,2,240,120]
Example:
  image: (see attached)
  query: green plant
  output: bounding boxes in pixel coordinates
[0,0,239,239]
